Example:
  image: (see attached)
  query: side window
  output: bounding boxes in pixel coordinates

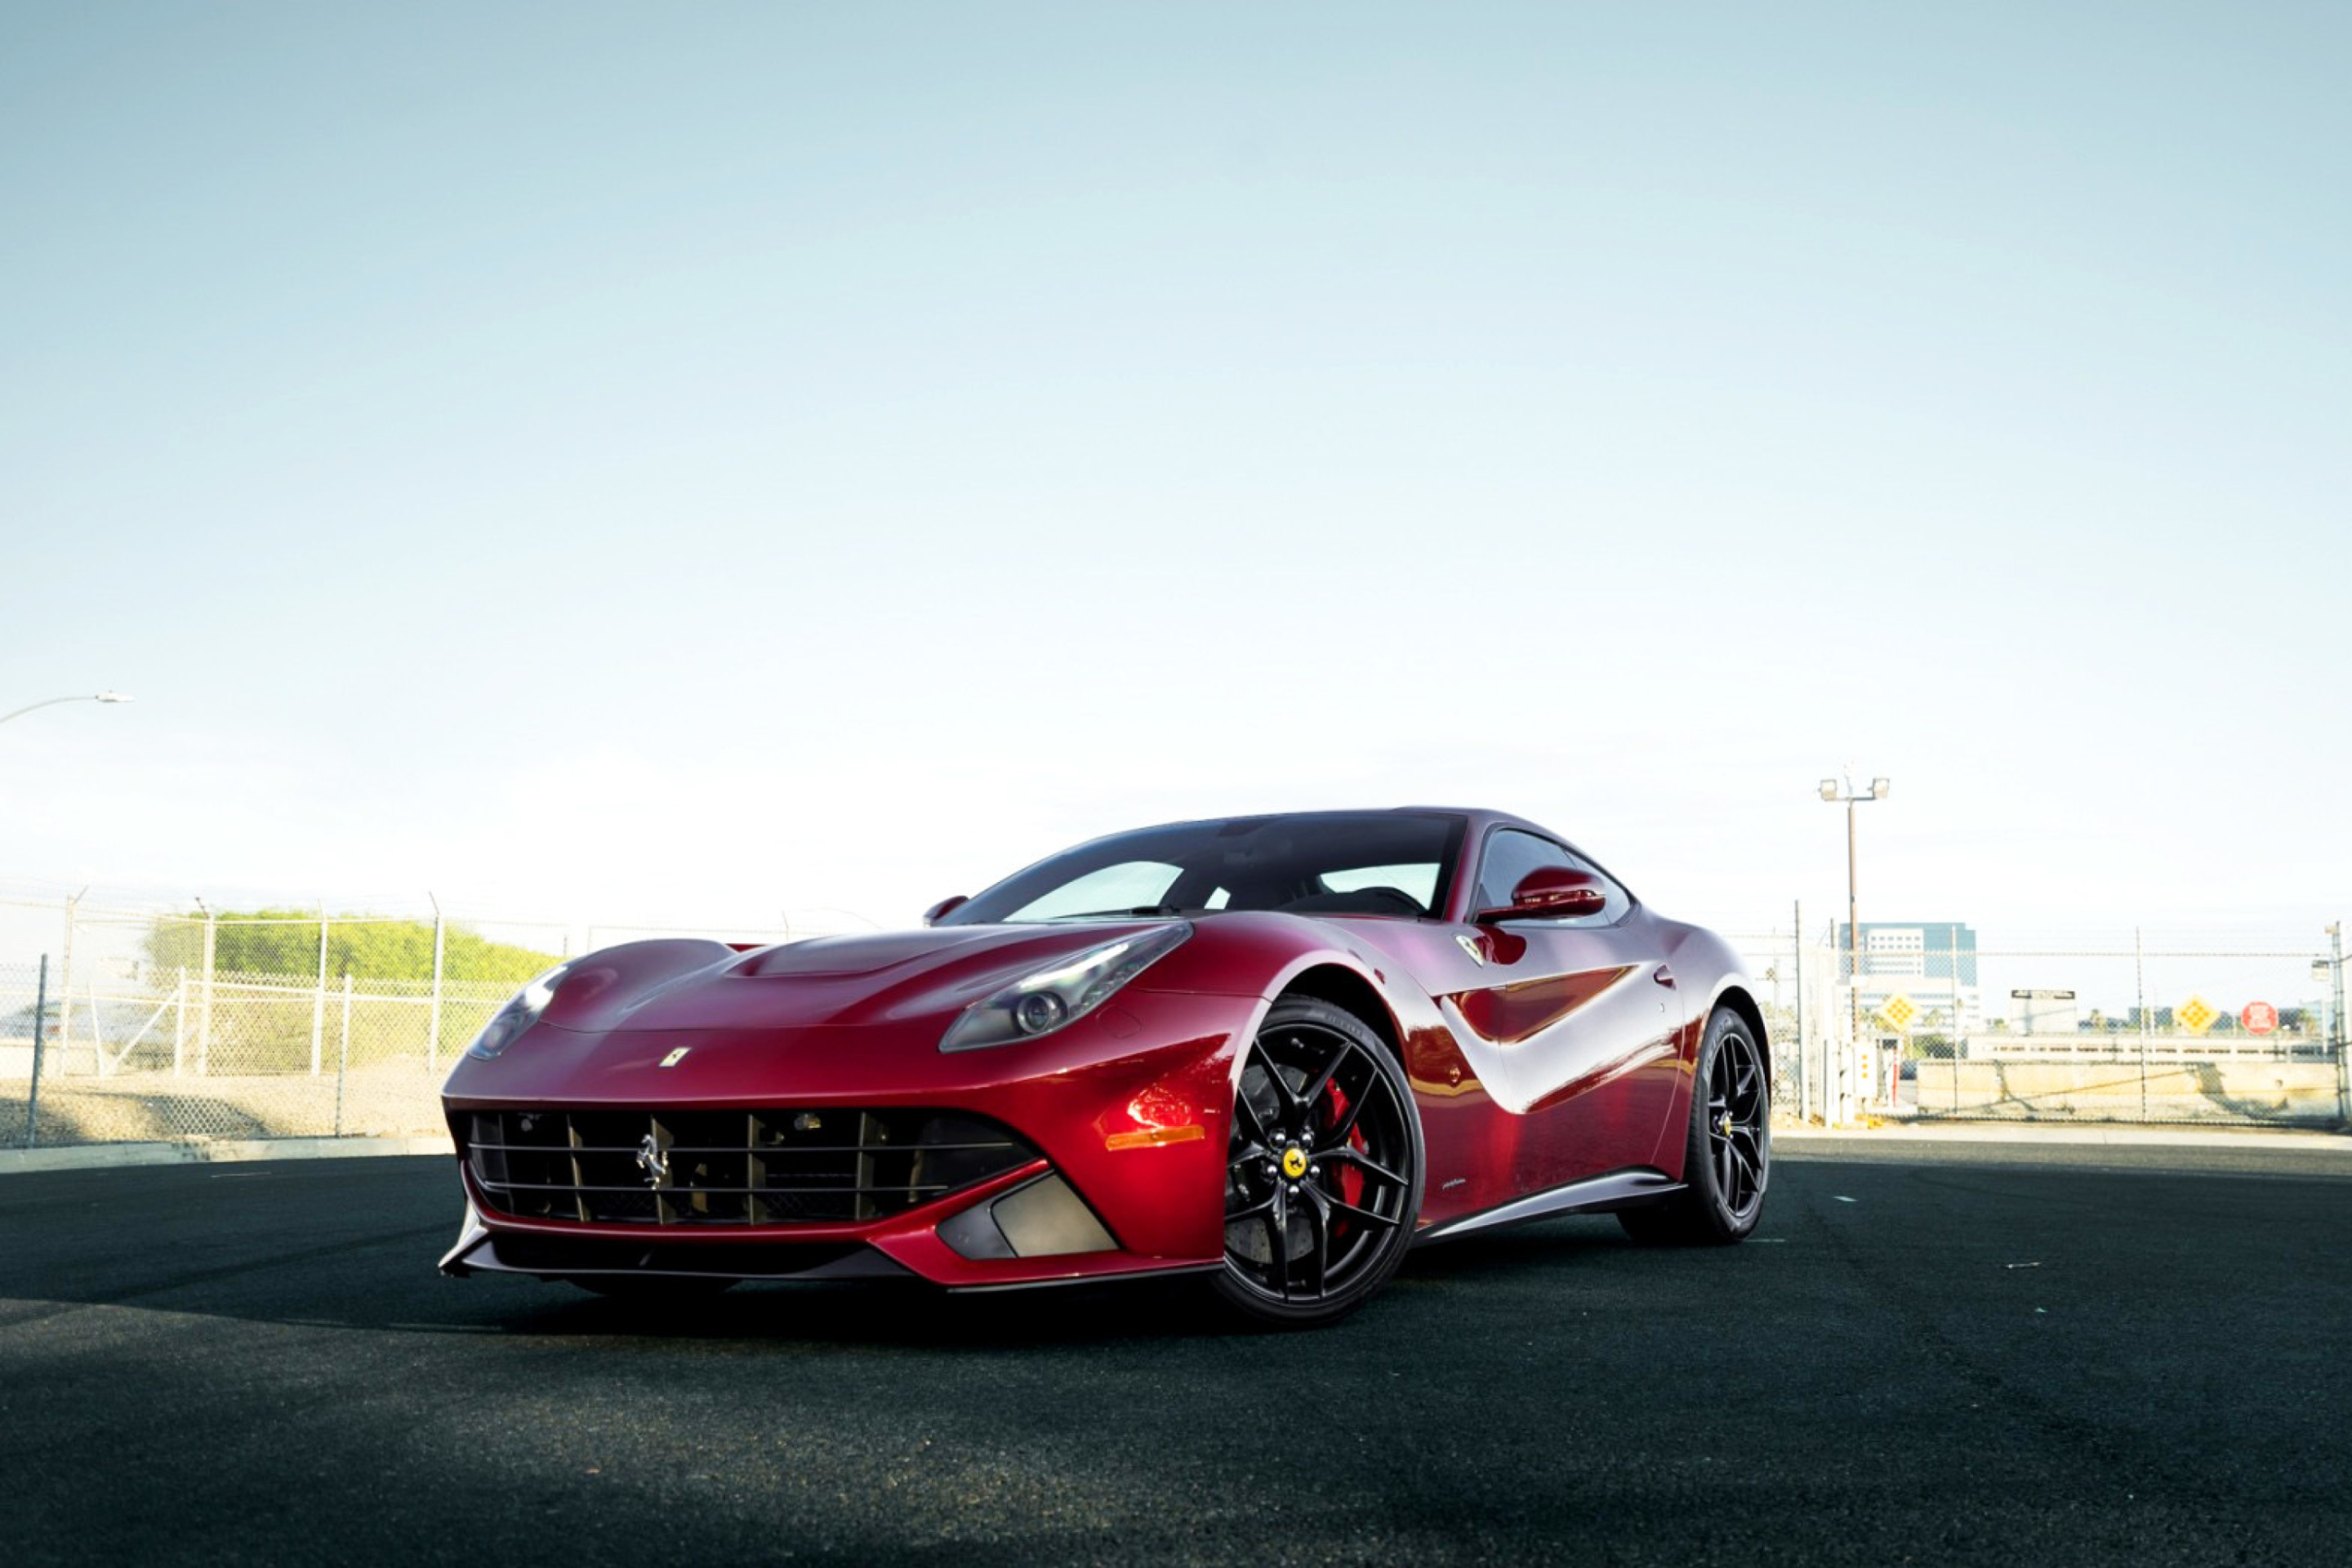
[1472,831,1631,924]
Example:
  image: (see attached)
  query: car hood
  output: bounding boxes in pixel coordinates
[537,923,1176,1036]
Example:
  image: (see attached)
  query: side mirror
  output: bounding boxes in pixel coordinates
[922,895,969,927]
[1474,866,1606,924]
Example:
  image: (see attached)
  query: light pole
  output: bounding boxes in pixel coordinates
[1819,773,1890,1110]
[0,692,133,729]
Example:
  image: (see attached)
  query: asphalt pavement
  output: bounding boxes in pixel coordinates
[3,1136,2348,1566]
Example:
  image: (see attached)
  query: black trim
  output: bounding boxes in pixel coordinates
[1414,1167,1683,1243]
[470,1232,919,1281]
[946,1263,1223,1295]
[462,1107,1036,1227]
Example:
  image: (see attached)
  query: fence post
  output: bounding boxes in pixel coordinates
[1949,929,1962,1116]
[1835,922,1853,1127]
[1788,901,1803,1123]
[55,893,78,1077]
[428,895,445,1074]
[2330,920,2347,1128]
[24,955,48,1148]
[2135,926,2149,1121]
[87,979,106,1078]
[172,968,186,1078]
[1817,919,1833,1124]
[198,909,216,1076]
[336,972,353,1138]
[310,910,327,1078]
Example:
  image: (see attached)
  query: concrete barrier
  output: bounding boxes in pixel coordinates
[1900,1058,2342,1124]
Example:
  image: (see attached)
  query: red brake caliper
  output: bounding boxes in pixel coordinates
[1322,1081,1365,1210]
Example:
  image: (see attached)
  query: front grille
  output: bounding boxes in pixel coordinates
[465,1107,1036,1227]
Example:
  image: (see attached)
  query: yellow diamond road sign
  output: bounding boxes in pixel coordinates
[2178,996,2217,1034]
[1878,994,1917,1030]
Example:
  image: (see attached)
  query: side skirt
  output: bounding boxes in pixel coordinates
[1413,1167,1684,1245]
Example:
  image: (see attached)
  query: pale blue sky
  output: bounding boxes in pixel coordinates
[2,2,2345,948]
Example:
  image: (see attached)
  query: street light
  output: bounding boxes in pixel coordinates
[1819,773,1891,1095]
[0,692,133,729]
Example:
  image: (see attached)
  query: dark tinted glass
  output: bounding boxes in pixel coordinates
[943,813,1468,924]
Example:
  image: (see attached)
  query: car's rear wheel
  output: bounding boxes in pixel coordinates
[1619,1004,1770,1245]
[1213,997,1422,1327]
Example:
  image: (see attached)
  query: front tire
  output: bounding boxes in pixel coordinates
[1212,998,1423,1327]
[1619,1004,1769,1245]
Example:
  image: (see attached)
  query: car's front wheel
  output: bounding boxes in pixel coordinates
[1619,1004,1770,1245]
[1213,997,1422,1327]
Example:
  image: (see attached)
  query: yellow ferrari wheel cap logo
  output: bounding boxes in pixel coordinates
[1281,1147,1308,1179]
[658,1047,690,1068]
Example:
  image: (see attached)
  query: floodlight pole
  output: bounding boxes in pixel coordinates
[1846,802,1859,1045]
[1819,773,1890,1118]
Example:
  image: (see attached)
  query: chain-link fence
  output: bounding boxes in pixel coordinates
[1,898,860,1149]
[2,958,509,1145]
[1732,921,2351,1128]
[6,895,2345,1148]
[1877,934,2347,1126]
[1726,921,1845,1126]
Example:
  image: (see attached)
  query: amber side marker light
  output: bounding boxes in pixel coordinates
[1105,1125,1206,1152]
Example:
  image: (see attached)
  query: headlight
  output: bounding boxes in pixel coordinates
[466,963,572,1060]
[939,924,1191,1053]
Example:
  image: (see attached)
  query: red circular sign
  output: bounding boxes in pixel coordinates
[2241,1001,2278,1034]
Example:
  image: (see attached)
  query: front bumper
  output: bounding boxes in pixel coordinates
[438,986,1254,1290]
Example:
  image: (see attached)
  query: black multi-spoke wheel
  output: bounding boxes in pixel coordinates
[1213,997,1422,1326]
[1619,1005,1770,1245]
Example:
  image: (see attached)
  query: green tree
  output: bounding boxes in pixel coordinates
[146,910,559,984]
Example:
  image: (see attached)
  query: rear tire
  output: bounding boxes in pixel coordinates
[1618,1004,1769,1245]
[1211,997,1422,1327]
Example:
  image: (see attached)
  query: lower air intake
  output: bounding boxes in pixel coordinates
[464,1107,1035,1226]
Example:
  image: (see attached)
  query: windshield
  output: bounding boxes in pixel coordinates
[942,812,1469,924]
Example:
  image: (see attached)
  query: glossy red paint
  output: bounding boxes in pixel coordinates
[438,806,1764,1292]
[1454,966,1637,1044]
[447,981,1250,1268]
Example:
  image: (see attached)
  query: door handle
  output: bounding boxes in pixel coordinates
[1653,965,1677,988]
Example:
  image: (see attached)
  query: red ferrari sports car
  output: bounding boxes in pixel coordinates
[439,808,1771,1325]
